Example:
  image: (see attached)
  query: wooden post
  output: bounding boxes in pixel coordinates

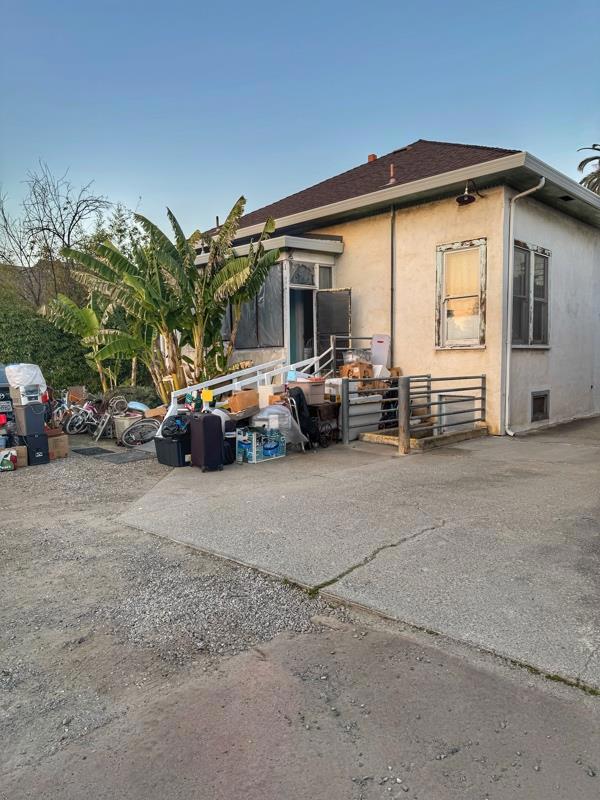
[397,376,411,455]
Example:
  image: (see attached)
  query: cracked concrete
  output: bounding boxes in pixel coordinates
[314,520,447,591]
[122,417,600,689]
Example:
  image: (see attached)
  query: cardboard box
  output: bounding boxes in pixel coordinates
[14,445,28,469]
[389,366,403,377]
[145,405,168,419]
[288,380,325,405]
[48,433,69,460]
[228,388,259,414]
[339,361,373,381]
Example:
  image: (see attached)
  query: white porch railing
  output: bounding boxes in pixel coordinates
[162,347,335,422]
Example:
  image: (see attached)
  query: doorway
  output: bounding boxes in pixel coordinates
[289,288,314,363]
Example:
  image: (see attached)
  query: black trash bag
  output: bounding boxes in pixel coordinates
[161,411,191,440]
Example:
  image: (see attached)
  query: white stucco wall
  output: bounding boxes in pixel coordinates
[509,195,600,431]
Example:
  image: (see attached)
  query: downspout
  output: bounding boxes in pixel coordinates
[504,177,545,436]
[390,204,396,366]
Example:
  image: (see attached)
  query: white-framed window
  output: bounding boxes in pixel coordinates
[436,239,486,347]
[513,242,550,346]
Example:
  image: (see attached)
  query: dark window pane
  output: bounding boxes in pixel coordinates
[235,299,258,349]
[319,266,332,289]
[534,254,548,299]
[532,300,548,344]
[512,298,529,344]
[257,264,284,347]
[513,248,529,296]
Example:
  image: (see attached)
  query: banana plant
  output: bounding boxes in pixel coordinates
[61,198,278,396]
[46,293,115,392]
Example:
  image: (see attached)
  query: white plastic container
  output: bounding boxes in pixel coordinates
[370,334,391,367]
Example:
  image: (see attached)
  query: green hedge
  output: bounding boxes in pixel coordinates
[0,298,100,390]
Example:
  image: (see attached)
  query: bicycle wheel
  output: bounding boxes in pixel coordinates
[121,418,160,447]
[65,413,88,435]
[109,395,128,414]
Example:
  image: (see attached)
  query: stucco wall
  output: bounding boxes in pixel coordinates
[510,195,600,431]
[315,187,507,432]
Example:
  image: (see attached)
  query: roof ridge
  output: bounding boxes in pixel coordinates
[416,138,519,154]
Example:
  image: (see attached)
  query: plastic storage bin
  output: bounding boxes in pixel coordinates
[288,380,325,404]
[154,435,191,467]
[236,428,286,464]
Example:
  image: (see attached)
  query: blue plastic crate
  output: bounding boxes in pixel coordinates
[236,428,286,464]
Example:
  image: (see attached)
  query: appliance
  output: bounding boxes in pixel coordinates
[9,385,44,405]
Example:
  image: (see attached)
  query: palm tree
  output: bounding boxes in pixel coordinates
[61,198,278,399]
[578,144,600,195]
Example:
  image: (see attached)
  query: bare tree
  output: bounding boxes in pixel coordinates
[0,194,45,306]
[20,162,110,300]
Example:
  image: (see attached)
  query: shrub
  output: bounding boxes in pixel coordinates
[0,297,99,390]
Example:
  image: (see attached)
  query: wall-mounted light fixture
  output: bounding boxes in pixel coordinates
[456,179,485,207]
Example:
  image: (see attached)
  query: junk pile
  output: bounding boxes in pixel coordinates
[154,371,340,471]
[0,363,69,472]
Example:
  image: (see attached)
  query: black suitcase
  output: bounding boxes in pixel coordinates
[190,413,224,472]
[223,420,236,465]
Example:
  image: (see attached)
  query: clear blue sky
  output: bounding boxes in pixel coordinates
[1,0,598,233]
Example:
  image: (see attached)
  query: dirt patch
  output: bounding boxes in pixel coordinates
[0,449,349,780]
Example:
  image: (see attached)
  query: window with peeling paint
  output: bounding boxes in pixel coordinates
[436,240,486,347]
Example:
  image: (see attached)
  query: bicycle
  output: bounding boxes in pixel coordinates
[120,416,160,447]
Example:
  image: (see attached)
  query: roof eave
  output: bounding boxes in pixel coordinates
[230,151,600,239]
[232,152,527,239]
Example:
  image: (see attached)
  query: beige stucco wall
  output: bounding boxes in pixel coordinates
[314,187,507,432]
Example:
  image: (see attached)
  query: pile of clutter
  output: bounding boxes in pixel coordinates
[154,370,338,472]
[0,363,69,473]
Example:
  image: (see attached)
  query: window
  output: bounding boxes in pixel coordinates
[436,239,486,347]
[318,265,333,289]
[512,244,549,346]
[531,391,549,422]
[225,263,284,349]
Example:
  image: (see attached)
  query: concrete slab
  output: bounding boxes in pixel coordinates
[7,626,600,800]
[121,418,600,689]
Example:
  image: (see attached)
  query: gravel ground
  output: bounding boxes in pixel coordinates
[0,446,350,780]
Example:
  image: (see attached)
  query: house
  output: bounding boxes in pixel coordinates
[196,140,600,435]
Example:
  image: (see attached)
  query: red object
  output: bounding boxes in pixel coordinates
[41,391,49,403]
[0,413,7,426]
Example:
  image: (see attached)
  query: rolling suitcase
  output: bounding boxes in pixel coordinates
[190,412,224,472]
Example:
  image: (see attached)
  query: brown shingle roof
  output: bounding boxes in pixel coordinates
[238,139,519,230]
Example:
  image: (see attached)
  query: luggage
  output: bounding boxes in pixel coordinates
[19,433,49,466]
[190,413,224,472]
[223,420,237,465]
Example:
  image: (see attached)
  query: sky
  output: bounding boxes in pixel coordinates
[1,0,598,234]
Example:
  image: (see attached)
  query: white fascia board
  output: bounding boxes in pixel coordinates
[523,152,600,210]
[194,235,344,265]
[233,152,528,239]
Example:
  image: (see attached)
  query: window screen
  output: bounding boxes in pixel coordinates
[437,243,485,346]
[231,263,284,350]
